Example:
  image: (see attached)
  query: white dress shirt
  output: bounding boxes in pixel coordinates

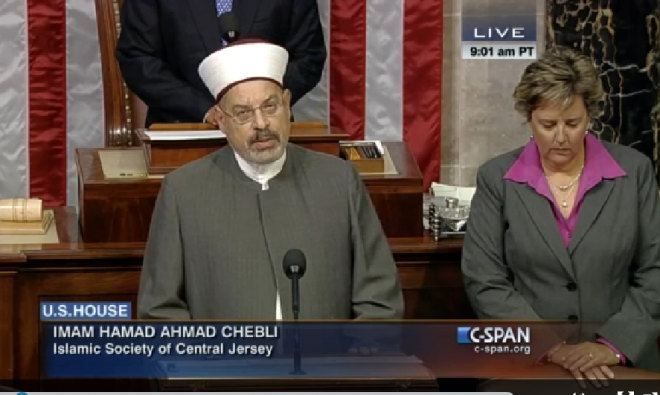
[234,151,286,320]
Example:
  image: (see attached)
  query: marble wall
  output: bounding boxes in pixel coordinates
[440,0,547,187]
[440,0,660,187]
[546,0,660,178]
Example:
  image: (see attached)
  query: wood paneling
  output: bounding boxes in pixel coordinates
[141,123,350,174]
[16,269,141,383]
[3,209,658,390]
[0,208,464,384]
[157,377,439,391]
[0,275,16,381]
[77,141,424,242]
[392,237,470,319]
[76,149,161,242]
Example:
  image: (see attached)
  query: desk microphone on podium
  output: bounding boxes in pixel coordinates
[283,249,306,375]
[218,12,240,44]
[283,249,306,320]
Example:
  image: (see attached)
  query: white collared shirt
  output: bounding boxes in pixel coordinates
[234,151,286,319]
[234,151,286,192]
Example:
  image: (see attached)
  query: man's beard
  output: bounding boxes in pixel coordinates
[245,128,286,164]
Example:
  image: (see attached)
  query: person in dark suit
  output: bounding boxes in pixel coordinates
[461,46,660,386]
[115,0,326,126]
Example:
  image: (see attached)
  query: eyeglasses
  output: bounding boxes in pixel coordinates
[219,101,282,125]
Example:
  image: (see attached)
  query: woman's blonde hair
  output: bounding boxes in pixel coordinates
[513,46,604,120]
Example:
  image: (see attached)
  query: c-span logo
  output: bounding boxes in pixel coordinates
[457,326,530,344]
[457,327,472,343]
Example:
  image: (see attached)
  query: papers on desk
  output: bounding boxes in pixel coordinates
[144,129,226,141]
[430,182,476,203]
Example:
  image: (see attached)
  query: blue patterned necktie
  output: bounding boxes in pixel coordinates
[215,0,232,16]
[216,0,233,46]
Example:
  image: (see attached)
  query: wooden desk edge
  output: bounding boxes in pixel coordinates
[479,364,660,381]
[76,141,422,183]
[9,237,461,262]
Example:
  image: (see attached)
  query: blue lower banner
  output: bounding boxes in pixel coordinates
[38,320,591,379]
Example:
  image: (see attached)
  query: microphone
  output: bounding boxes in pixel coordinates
[283,249,306,375]
[218,12,240,44]
[283,249,306,319]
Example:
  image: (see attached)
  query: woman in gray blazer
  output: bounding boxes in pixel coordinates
[461,46,660,385]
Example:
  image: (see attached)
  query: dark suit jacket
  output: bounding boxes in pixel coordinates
[462,141,660,371]
[116,0,326,126]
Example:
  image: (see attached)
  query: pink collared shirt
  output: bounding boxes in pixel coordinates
[504,134,628,364]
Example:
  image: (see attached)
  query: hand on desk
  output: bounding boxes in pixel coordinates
[547,342,618,389]
[479,365,660,394]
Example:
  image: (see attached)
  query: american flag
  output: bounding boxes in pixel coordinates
[0,0,442,207]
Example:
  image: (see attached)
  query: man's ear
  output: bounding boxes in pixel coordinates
[215,95,229,129]
[282,89,292,108]
[216,107,229,130]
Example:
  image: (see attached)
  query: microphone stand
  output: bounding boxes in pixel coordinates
[290,269,305,375]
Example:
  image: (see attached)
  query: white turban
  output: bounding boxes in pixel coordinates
[198,40,289,100]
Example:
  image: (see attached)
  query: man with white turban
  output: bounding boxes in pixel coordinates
[138,41,404,320]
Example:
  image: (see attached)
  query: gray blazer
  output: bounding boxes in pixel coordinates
[461,141,660,371]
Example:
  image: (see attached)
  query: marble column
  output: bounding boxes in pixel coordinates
[441,0,547,187]
[546,0,660,177]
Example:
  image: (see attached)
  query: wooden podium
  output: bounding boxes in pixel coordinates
[76,123,424,242]
[0,208,469,389]
[157,378,439,392]
[140,122,349,174]
[155,355,439,391]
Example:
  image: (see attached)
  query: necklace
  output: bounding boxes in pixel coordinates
[546,166,583,208]
[555,181,578,208]
[553,168,582,191]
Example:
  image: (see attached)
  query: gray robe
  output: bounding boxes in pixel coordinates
[138,144,404,320]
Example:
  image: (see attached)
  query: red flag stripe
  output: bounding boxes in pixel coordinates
[27,0,68,206]
[403,0,442,190]
[329,0,367,140]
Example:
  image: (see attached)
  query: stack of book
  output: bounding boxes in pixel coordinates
[339,141,384,173]
[0,198,53,235]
